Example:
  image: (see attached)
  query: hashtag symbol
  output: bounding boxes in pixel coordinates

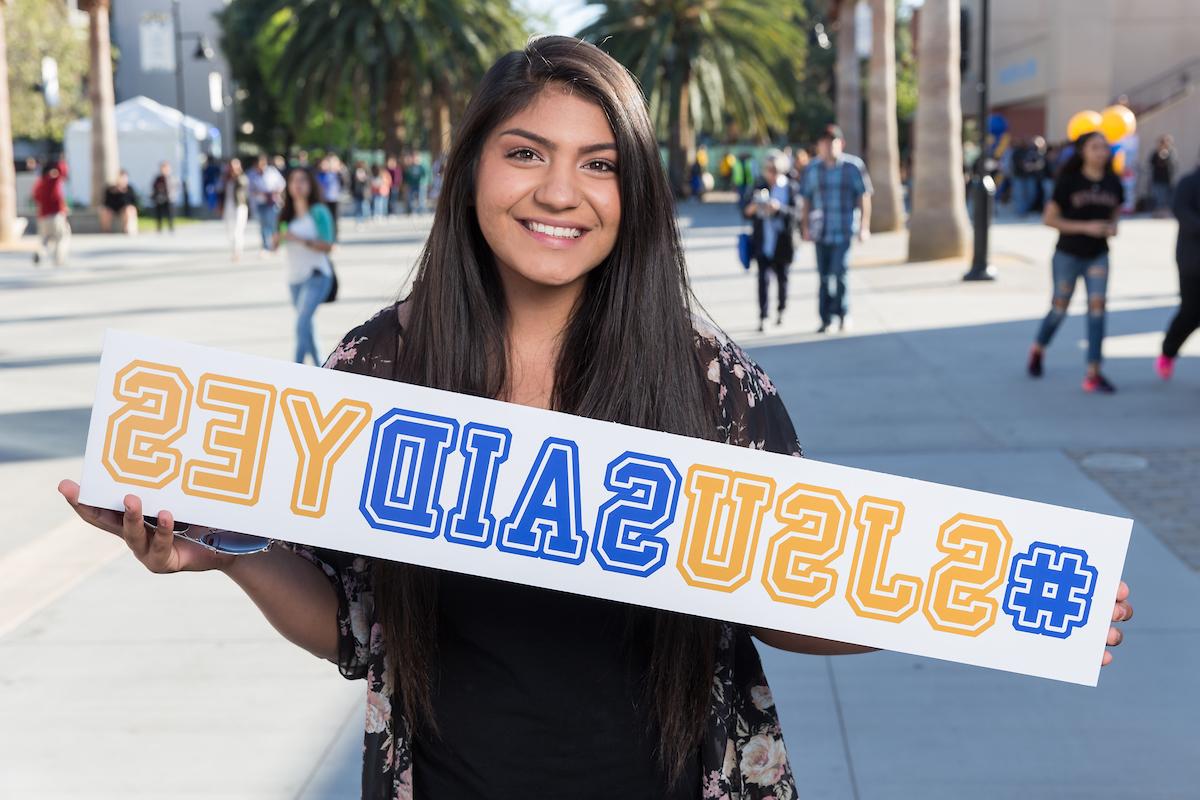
[1002,542,1097,638]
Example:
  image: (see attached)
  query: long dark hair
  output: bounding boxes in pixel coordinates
[379,35,720,782]
[278,167,321,227]
[1057,131,1117,182]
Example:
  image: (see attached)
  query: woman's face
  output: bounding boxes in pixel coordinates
[474,86,621,295]
[289,170,311,201]
[1082,135,1111,170]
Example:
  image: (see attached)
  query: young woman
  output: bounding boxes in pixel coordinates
[57,37,1132,799]
[1028,131,1124,392]
[272,167,335,364]
[219,158,250,261]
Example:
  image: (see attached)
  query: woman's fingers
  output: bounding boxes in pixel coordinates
[120,494,154,558]
[145,509,179,573]
[1106,625,1123,646]
[58,479,124,535]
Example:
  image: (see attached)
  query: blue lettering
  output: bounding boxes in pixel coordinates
[591,452,681,576]
[359,409,458,538]
[444,423,512,548]
[497,438,587,563]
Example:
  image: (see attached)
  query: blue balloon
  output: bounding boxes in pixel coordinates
[987,113,1009,137]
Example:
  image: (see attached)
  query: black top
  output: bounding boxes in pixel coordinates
[284,302,805,800]
[1173,169,1200,273]
[414,573,697,799]
[1150,148,1177,185]
[743,180,799,265]
[1052,170,1124,259]
[103,185,137,212]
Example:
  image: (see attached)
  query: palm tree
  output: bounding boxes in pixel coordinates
[834,0,862,157]
[80,0,118,209]
[0,0,16,244]
[907,0,969,261]
[262,0,526,157]
[580,0,809,196]
[865,0,903,232]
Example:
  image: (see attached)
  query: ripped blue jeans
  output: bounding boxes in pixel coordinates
[1035,250,1110,364]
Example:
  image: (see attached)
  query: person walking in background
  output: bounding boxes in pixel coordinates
[31,160,71,267]
[1157,160,1200,380]
[744,150,800,332]
[219,158,250,262]
[150,162,177,234]
[403,152,428,214]
[350,161,371,229]
[1149,135,1178,218]
[800,124,872,334]
[1012,137,1047,217]
[248,155,286,254]
[202,155,222,215]
[1027,131,1124,393]
[386,155,403,215]
[370,164,392,221]
[316,156,343,238]
[272,168,335,365]
[100,169,139,235]
[790,147,811,183]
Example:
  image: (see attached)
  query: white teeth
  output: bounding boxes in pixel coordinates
[525,221,582,239]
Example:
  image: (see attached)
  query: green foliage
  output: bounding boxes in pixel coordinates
[219,0,528,154]
[6,0,89,143]
[895,1,917,156]
[784,0,835,146]
[580,0,811,144]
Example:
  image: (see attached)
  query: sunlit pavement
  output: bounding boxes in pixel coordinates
[1,206,1196,797]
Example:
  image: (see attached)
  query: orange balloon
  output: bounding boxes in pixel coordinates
[1100,105,1136,143]
[1067,110,1103,142]
[1112,149,1127,175]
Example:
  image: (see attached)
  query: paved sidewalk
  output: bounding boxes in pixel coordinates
[1,206,1196,798]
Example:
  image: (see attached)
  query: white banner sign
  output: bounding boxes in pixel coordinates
[79,331,1132,686]
[139,15,175,74]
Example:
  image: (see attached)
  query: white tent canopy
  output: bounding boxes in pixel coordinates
[64,95,221,208]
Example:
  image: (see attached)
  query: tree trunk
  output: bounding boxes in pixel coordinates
[381,60,407,156]
[866,0,904,232]
[0,0,16,244]
[908,0,970,261]
[835,0,863,157]
[88,0,118,209]
[430,79,451,162]
[666,60,691,198]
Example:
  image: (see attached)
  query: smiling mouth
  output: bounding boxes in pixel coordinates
[521,219,586,240]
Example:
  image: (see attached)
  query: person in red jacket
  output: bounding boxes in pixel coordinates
[31,160,71,266]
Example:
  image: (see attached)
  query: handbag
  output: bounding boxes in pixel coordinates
[322,259,339,303]
[737,231,752,270]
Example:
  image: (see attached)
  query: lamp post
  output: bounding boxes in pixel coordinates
[171,0,213,217]
[963,0,996,281]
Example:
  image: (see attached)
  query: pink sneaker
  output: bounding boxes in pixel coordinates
[1082,373,1116,394]
[1156,354,1174,381]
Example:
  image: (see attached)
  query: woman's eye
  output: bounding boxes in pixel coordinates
[507,147,541,162]
[585,159,617,174]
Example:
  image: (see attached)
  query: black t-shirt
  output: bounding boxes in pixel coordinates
[413,572,698,799]
[1052,171,1124,258]
[104,185,137,212]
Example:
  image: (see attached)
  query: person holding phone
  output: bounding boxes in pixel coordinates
[1027,131,1124,392]
[56,38,1133,800]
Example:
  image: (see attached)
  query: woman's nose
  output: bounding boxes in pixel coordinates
[533,162,582,210]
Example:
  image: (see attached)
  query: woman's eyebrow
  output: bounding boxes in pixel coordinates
[498,128,617,155]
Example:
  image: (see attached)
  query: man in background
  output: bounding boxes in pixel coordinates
[800,124,872,334]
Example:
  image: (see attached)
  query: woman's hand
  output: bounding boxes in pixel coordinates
[1102,580,1132,666]
[57,479,234,574]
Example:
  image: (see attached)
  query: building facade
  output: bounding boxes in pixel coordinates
[961,0,1200,180]
[109,0,234,155]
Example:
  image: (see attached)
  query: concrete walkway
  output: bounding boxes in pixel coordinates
[1,206,1196,798]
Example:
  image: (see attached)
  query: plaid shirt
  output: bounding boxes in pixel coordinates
[800,154,872,244]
